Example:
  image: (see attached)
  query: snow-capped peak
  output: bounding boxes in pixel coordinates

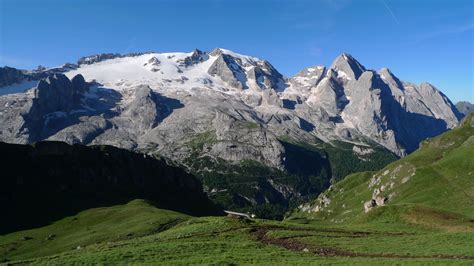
[61,48,286,103]
[210,48,261,63]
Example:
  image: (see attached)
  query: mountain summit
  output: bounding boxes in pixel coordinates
[329,53,366,80]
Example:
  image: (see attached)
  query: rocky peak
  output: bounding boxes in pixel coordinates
[329,53,366,80]
[33,74,89,113]
[35,74,73,103]
[247,61,286,92]
[378,67,392,77]
[290,65,326,90]
[379,67,395,82]
[296,65,326,78]
[191,48,204,57]
[378,67,405,92]
[209,48,259,66]
[207,53,248,90]
[178,49,209,67]
[209,48,224,57]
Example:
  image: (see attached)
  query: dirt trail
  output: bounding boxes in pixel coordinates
[250,225,474,260]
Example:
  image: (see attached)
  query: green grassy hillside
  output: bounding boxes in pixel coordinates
[290,113,474,231]
[0,200,188,262]
[2,199,473,264]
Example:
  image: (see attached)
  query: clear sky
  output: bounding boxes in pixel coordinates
[0,0,472,102]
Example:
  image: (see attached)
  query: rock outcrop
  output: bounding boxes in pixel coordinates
[123,85,164,133]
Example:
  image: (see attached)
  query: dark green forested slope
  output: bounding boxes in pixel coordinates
[0,141,220,234]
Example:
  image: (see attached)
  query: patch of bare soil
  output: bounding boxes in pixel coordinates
[250,225,474,260]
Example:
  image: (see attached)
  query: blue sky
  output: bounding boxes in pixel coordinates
[0,0,472,102]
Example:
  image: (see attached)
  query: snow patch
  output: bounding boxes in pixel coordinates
[218,48,260,63]
[337,70,351,80]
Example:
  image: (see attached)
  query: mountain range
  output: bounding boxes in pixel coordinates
[0,48,464,216]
